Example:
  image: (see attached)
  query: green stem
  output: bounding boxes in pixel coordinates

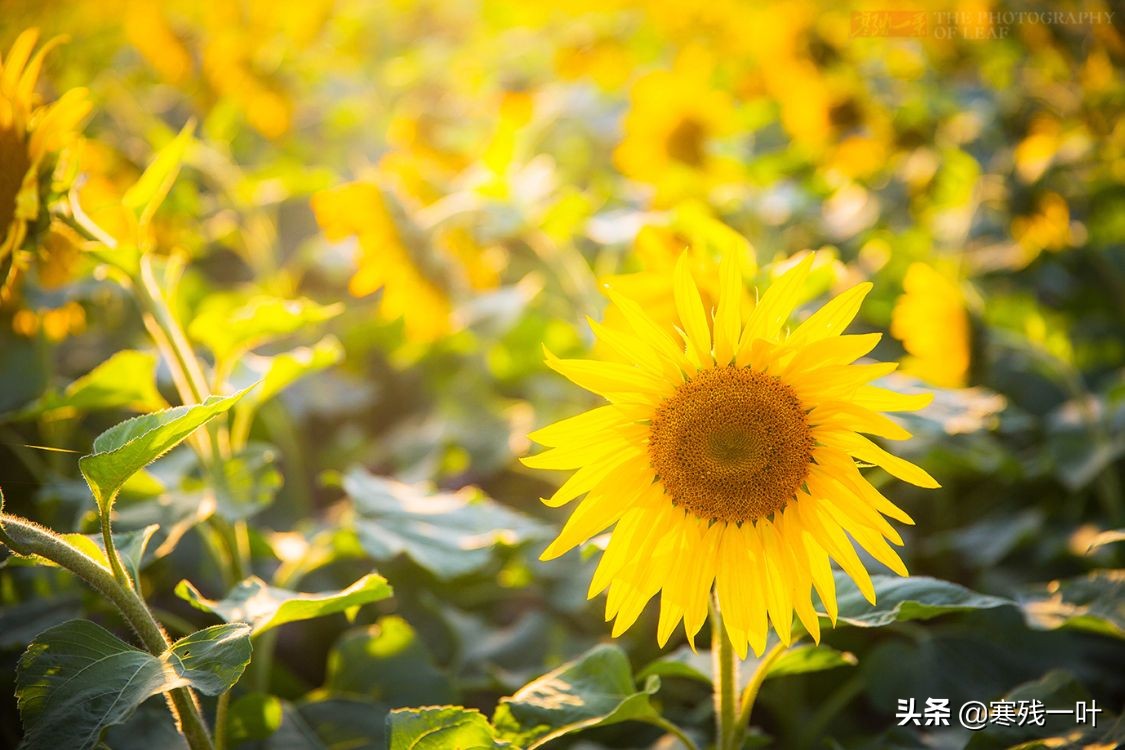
[711,594,738,750]
[99,500,132,589]
[730,641,790,749]
[0,512,214,750]
[214,691,231,750]
[649,716,700,750]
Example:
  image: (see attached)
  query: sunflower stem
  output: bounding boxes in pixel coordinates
[730,640,790,749]
[0,511,214,750]
[710,593,738,750]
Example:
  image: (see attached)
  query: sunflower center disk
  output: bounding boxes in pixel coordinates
[648,367,814,524]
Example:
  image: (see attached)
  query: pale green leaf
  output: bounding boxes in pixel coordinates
[79,385,254,515]
[767,644,858,677]
[492,644,661,749]
[188,295,342,362]
[175,573,392,635]
[12,350,164,421]
[123,121,195,229]
[388,706,506,750]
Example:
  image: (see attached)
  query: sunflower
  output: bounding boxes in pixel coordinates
[0,29,90,299]
[612,48,735,201]
[890,262,971,388]
[525,251,938,657]
[311,181,452,343]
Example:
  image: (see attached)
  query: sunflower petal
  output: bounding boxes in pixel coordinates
[788,282,873,346]
[674,252,712,365]
[712,249,743,366]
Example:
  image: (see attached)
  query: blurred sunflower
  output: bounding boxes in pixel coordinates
[612,49,735,200]
[526,252,937,656]
[0,29,90,299]
[891,262,971,388]
[311,181,452,343]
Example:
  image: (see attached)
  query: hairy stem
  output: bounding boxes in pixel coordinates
[730,640,790,749]
[0,513,215,750]
[711,594,738,750]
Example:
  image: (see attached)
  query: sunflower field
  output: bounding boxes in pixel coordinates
[1,2,1123,749]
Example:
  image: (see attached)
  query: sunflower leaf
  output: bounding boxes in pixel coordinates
[79,386,254,518]
[492,643,661,749]
[174,573,392,635]
[388,706,507,750]
[1020,570,1125,639]
[11,350,164,420]
[15,619,251,750]
[344,468,547,580]
[123,120,195,230]
[832,573,1014,627]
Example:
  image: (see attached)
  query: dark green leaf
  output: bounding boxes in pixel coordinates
[1021,570,1125,639]
[297,697,389,750]
[16,619,251,750]
[323,616,453,707]
[175,573,392,635]
[344,468,546,580]
[166,623,253,695]
[833,573,1014,627]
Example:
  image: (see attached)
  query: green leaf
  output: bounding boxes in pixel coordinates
[297,697,389,750]
[388,706,506,750]
[344,468,547,580]
[79,386,254,515]
[188,295,342,362]
[123,120,195,229]
[175,573,392,635]
[1021,570,1125,639]
[767,644,857,677]
[192,443,283,521]
[236,337,345,411]
[322,616,454,707]
[638,642,855,686]
[15,619,251,750]
[224,693,284,745]
[492,644,661,749]
[11,350,164,420]
[166,623,254,695]
[832,573,1014,627]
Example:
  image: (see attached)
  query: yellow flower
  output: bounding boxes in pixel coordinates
[525,251,937,657]
[311,182,452,343]
[612,49,735,201]
[891,263,971,389]
[0,29,90,299]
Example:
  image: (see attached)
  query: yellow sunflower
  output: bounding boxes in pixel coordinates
[0,29,90,299]
[311,181,452,343]
[612,48,735,201]
[890,262,971,388]
[525,251,938,657]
